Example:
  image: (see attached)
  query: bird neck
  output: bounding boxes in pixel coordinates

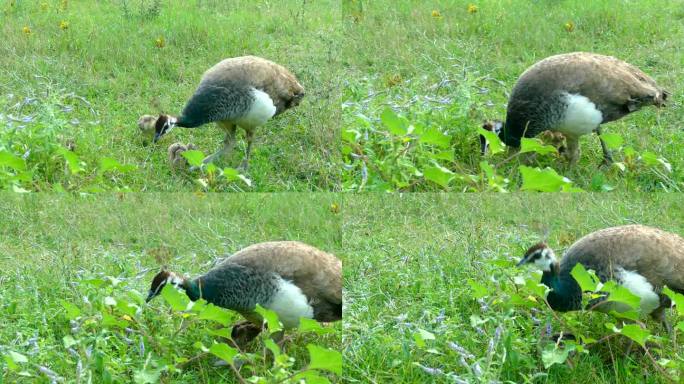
[181,278,202,302]
[541,262,582,312]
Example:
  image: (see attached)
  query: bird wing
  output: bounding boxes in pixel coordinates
[178,83,254,127]
[224,241,342,306]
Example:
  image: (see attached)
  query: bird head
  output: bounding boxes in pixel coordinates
[517,242,558,272]
[153,114,177,143]
[146,269,184,303]
[480,120,503,155]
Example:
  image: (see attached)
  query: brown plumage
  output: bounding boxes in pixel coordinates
[145,241,341,347]
[225,241,342,323]
[518,225,684,330]
[139,56,305,170]
[167,142,196,169]
[482,52,668,164]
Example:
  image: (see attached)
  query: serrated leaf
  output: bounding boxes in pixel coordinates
[468,279,488,299]
[196,303,230,326]
[519,166,572,192]
[180,150,205,167]
[603,281,641,311]
[380,108,408,136]
[63,335,78,348]
[60,300,81,320]
[208,342,238,363]
[477,127,504,154]
[519,137,557,155]
[255,304,283,333]
[307,344,342,375]
[134,368,161,384]
[570,264,598,292]
[160,284,189,312]
[600,133,623,150]
[420,127,451,148]
[423,165,453,188]
[206,328,232,339]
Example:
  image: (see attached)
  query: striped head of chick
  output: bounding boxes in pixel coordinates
[146,269,185,303]
[517,242,558,272]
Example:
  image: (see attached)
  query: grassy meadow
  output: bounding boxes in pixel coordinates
[1,0,341,192]
[0,193,342,383]
[343,193,684,383]
[341,0,684,192]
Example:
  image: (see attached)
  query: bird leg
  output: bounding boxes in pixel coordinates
[203,123,237,166]
[563,135,581,164]
[596,126,614,167]
[238,128,255,171]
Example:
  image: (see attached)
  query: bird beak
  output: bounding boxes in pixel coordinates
[516,257,529,267]
[152,132,162,144]
[145,290,156,303]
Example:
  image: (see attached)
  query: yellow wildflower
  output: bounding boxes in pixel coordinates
[431,10,441,18]
[22,26,31,35]
[564,21,575,32]
[154,36,165,48]
[330,203,340,214]
[467,4,478,14]
[59,21,69,30]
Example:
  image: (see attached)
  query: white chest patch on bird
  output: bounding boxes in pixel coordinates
[266,278,314,328]
[616,268,661,315]
[557,93,603,137]
[235,88,277,128]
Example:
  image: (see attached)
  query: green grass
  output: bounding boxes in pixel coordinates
[1,0,341,192]
[343,193,684,383]
[0,193,342,382]
[341,0,684,192]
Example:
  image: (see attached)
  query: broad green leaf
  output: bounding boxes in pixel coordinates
[292,371,332,384]
[255,304,283,333]
[0,151,26,171]
[519,137,557,155]
[519,166,572,192]
[307,344,342,375]
[570,264,598,292]
[413,328,435,348]
[618,324,650,347]
[160,284,190,312]
[4,351,28,371]
[104,296,117,306]
[197,303,230,326]
[264,338,281,358]
[60,300,81,320]
[380,108,408,136]
[541,343,575,369]
[600,133,623,150]
[663,287,684,316]
[63,335,78,348]
[82,278,106,288]
[467,279,488,299]
[431,150,454,161]
[477,127,504,155]
[640,152,672,172]
[677,322,684,332]
[206,328,232,339]
[57,147,84,174]
[420,127,451,148]
[180,150,205,167]
[603,281,641,310]
[102,313,126,328]
[133,368,161,384]
[299,317,334,334]
[208,342,238,363]
[99,157,136,173]
[423,165,454,188]
[223,168,251,187]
